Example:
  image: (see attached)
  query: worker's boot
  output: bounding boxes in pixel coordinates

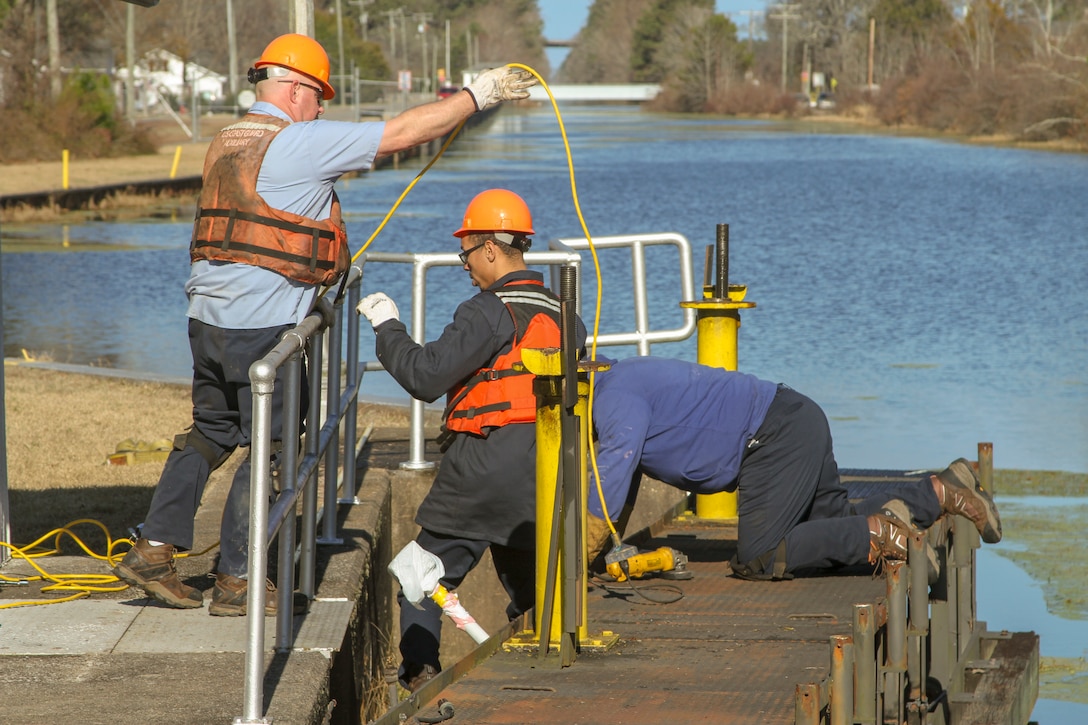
[868,503,941,582]
[208,573,277,617]
[208,573,310,617]
[933,458,1002,543]
[402,663,440,693]
[113,539,204,609]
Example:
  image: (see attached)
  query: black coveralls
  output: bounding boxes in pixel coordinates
[373,269,586,681]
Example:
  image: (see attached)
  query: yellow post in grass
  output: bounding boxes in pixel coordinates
[170,145,183,179]
[679,224,756,521]
[62,149,70,190]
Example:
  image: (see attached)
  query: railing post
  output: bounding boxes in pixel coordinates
[401,256,436,470]
[319,302,345,544]
[854,602,877,724]
[298,327,324,597]
[239,357,277,725]
[829,634,854,725]
[338,270,364,504]
[884,561,908,723]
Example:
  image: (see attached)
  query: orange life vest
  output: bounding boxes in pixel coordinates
[190,114,349,286]
[443,279,563,436]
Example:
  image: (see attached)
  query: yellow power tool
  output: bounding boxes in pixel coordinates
[604,545,693,582]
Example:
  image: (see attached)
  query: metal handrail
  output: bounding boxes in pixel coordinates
[237,265,366,725]
[362,232,698,469]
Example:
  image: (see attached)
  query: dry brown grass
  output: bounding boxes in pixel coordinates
[2,364,416,551]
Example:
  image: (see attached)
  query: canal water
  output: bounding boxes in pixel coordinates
[2,105,1086,719]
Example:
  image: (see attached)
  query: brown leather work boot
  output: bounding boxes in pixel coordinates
[934,458,1002,543]
[113,539,203,609]
[208,573,310,617]
[209,573,277,617]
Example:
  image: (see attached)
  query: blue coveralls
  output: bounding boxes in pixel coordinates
[588,356,943,576]
[141,102,383,578]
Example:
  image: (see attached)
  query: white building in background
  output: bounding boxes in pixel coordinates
[114,49,226,112]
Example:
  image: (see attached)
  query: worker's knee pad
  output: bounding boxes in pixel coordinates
[173,428,231,471]
[730,539,793,581]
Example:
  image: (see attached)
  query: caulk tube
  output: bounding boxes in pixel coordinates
[389,541,489,644]
[430,584,489,644]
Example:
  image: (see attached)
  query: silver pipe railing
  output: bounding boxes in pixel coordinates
[236,265,367,725]
[362,232,698,469]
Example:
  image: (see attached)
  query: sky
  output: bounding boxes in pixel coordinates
[538,0,765,71]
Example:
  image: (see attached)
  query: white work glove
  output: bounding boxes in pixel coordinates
[389,541,445,608]
[357,292,399,328]
[464,66,536,112]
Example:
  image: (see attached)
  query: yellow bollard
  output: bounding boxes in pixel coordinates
[62,149,70,190]
[170,145,182,179]
[678,224,755,521]
[504,350,617,654]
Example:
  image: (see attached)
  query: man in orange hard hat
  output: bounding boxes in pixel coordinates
[357,189,587,692]
[114,34,537,616]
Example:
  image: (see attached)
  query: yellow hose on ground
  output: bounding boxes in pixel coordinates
[0,520,218,610]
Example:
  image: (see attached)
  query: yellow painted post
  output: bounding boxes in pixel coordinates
[62,149,70,190]
[505,351,618,653]
[678,224,755,521]
[526,347,564,648]
[170,145,183,179]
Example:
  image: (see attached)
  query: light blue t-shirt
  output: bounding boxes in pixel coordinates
[185,101,383,329]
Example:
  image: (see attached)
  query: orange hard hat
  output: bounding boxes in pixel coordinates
[453,189,534,238]
[254,33,335,100]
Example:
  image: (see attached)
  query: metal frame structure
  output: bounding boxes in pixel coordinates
[361,232,698,470]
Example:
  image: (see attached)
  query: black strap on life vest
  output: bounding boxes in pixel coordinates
[193,207,338,274]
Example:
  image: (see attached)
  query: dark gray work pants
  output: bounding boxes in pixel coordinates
[398,528,535,683]
[141,318,303,578]
[736,386,942,575]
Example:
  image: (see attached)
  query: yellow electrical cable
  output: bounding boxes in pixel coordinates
[0,520,219,609]
[505,64,616,539]
[341,63,619,537]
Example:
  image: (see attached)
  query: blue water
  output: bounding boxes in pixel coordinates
[11,105,1083,473]
[2,105,1087,718]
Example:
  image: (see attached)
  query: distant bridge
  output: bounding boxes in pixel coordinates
[528,83,661,103]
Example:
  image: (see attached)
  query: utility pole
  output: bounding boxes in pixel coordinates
[414,12,432,92]
[335,0,346,104]
[383,9,397,64]
[125,4,136,120]
[738,10,759,55]
[46,0,61,99]
[290,0,315,37]
[226,0,238,102]
[867,17,875,89]
[768,3,800,92]
[348,0,372,42]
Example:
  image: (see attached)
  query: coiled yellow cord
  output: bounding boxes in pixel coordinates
[0,521,218,609]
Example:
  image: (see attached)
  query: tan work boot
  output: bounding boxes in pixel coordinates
[209,573,310,617]
[208,573,277,617]
[113,539,203,609]
[868,501,943,581]
[934,458,1002,543]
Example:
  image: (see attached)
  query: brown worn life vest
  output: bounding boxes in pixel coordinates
[190,114,349,285]
[443,279,563,436]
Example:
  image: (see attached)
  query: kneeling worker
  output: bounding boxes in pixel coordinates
[587,356,1002,579]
